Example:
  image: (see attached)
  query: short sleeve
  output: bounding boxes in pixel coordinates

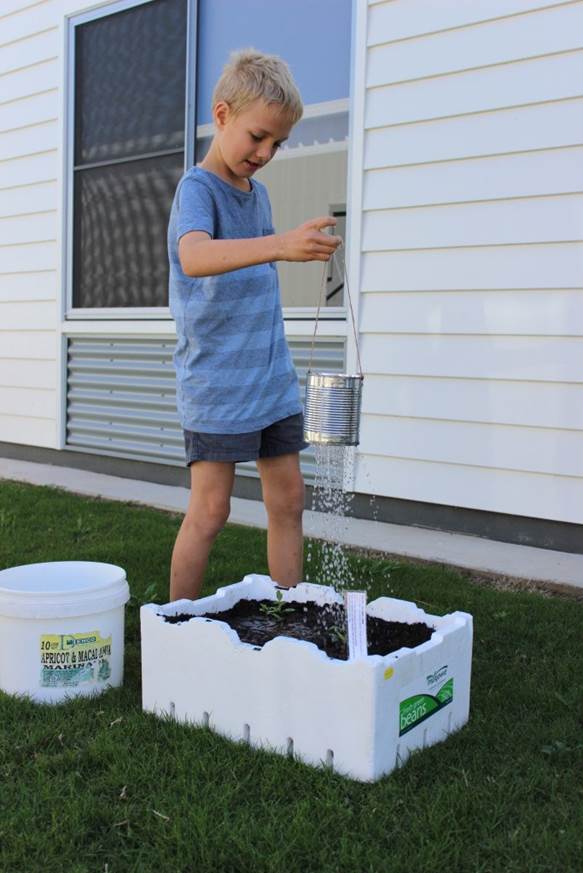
[176,175,215,241]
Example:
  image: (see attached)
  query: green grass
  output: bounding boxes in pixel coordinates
[0,479,582,873]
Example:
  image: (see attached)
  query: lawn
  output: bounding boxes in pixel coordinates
[0,479,582,873]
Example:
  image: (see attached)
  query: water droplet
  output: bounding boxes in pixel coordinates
[308,445,356,595]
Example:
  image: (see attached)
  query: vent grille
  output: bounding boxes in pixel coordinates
[66,336,345,480]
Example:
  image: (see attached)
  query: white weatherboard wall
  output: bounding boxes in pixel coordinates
[0,0,62,449]
[352,0,583,525]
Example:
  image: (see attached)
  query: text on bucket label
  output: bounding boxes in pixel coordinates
[40,631,112,687]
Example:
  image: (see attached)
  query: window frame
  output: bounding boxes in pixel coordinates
[64,0,197,320]
[63,0,348,323]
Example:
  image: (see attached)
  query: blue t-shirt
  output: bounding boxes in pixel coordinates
[167,166,302,434]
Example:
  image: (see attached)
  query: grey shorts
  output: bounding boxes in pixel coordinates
[184,412,309,465]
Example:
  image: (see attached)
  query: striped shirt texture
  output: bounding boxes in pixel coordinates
[167,166,301,434]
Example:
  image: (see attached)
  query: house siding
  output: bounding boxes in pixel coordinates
[352,0,583,525]
[0,1,61,449]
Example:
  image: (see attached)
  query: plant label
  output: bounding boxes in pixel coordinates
[344,590,367,660]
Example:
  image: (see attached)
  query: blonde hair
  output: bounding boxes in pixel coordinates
[212,48,303,124]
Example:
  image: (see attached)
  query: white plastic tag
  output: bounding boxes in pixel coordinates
[344,590,368,660]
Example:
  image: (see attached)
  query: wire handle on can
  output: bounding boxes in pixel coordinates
[308,241,363,377]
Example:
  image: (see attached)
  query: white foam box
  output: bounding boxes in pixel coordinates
[141,574,473,782]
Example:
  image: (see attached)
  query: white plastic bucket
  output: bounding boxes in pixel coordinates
[0,561,130,704]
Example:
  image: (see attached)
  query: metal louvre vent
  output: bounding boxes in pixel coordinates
[66,337,181,463]
[66,336,345,480]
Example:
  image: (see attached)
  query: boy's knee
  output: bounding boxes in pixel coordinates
[186,496,230,538]
[265,478,305,520]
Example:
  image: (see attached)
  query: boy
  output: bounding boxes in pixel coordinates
[167,48,342,601]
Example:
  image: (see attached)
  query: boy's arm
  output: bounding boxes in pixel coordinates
[178,217,341,277]
[179,231,281,277]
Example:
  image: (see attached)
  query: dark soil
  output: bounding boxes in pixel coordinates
[164,598,435,661]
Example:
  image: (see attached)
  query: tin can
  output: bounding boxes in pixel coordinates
[303,372,363,446]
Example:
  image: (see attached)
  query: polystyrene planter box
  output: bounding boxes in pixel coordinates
[141,575,473,782]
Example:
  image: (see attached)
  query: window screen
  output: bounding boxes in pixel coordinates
[73,153,184,308]
[72,0,187,309]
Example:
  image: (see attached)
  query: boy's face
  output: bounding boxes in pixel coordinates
[213,98,294,181]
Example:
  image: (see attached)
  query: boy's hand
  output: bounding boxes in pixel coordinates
[277,217,342,262]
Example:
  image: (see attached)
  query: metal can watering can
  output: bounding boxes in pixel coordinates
[304,244,364,446]
[304,372,363,445]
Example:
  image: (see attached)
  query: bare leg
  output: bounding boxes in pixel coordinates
[257,453,305,587]
[169,461,235,601]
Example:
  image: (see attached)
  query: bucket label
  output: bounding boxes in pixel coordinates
[399,669,454,736]
[40,630,112,687]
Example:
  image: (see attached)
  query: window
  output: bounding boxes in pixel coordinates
[195,0,352,311]
[70,0,189,310]
[68,0,351,314]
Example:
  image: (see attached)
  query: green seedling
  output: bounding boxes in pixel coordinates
[259,589,295,621]
[328,623,348,646]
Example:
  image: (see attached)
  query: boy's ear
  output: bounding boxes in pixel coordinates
[213,101,231,131]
